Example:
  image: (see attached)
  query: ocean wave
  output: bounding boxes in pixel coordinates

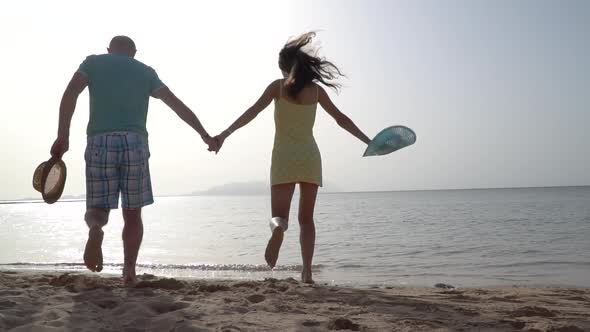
[0,262,325,272]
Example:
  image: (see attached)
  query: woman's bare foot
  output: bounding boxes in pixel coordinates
[122,264,137,287]
[265,227,284,268]
[83,226,104,272]
[301,269,314,284]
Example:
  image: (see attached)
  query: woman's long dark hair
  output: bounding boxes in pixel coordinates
[279,32,344,98]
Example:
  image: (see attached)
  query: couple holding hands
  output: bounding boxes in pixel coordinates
[50,33,370,285]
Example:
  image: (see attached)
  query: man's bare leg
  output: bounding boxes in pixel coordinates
[83,208,109,272]
[122,208,143,285]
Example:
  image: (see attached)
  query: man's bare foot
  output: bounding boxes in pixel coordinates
[264,227,284,269]
[83,226,104,272]
[122,264,137,287]
[301,269,314,284]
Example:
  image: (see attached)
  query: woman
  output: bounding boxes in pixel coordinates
[214,32,371,283]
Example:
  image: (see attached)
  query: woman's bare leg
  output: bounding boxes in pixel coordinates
[298,182,319,283]
[266,183,296,268]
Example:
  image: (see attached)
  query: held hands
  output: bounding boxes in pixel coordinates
[203,130,230,154]
[212,132,228,154]
[203,135,219,153]
[204,131,230,155]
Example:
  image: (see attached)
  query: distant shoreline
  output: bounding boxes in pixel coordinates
[2,185,589,203]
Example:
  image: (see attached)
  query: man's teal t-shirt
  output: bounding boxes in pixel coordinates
[78,54,165,137]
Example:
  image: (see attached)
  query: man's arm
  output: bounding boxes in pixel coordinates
[50,72,88,158]
[152,87,216,148]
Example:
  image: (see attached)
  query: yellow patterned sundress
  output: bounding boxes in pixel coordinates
[270,82,322,187]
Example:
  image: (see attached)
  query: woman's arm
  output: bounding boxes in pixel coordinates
[215,80,279,149]
[318,86,371,145]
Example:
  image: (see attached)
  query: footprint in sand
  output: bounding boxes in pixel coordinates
[268,283,290,292]
[434,283,455,289]
[147,300,191,314]
[245,294,266,304]
[501,319,526,330]
[328,317,360,331]
[42,311,60,321]
[91,299,120,310]
[197,284,230,293]
[135,278,186,290]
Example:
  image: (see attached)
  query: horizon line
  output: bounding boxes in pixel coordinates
[3,184,589,203]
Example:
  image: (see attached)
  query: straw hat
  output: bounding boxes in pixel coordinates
[32,157,67,204]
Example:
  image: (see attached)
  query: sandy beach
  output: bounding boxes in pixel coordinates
[0,270,589,331]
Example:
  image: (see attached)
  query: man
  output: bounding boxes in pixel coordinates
[50,36,216,284]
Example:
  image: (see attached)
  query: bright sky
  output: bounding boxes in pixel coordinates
[1,0,589,200]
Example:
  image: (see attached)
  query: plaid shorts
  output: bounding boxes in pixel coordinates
[85,132,154,209]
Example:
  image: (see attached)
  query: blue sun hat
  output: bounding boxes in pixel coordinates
[363,126,416,157]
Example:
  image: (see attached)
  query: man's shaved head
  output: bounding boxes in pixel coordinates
[108,36,137,57]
